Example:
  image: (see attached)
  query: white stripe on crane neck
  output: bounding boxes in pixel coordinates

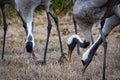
[82,35,101,61]
[67,34,83,45]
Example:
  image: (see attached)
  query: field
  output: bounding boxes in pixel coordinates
[0,13,120,80]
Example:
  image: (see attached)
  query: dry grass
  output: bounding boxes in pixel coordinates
[0,13,120,80]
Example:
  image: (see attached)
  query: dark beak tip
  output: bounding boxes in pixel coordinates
[82,67,86,74]
[68,48,73,52]
[81,60,86,66]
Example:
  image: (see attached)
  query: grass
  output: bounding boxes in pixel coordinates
[0,14,120,80]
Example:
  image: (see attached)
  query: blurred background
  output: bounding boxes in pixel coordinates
[0,0,120,80]
[0,0,73,25]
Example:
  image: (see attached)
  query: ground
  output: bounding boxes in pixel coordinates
[0,13,120,80]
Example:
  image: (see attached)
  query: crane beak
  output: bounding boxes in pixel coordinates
[67,48,73,61]
[66,43,75,61]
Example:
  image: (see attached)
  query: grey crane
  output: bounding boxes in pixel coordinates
[62,0,120,80]
[70,0,101,58]
[65,0,107,62]
[0,0,65,64]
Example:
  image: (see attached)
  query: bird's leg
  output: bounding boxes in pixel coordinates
[98,19,107,80]
[92,20,105,56]
[41,12,52,65]
[99,28,107,80]
[91,35,94,44]
[49,12,66,62]
[73,16,80,55]
[1,4,8,59]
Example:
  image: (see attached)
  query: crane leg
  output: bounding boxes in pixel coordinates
[99,28,108,80]
[41,12,52,65]
[1,4,8,59]
[73,16,80,55]
[49,12,66,62]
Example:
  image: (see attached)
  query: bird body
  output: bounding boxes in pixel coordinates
[73,0,107,23]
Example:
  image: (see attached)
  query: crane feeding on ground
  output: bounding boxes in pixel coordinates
[61,0,120,80]
[0,0,65,64]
